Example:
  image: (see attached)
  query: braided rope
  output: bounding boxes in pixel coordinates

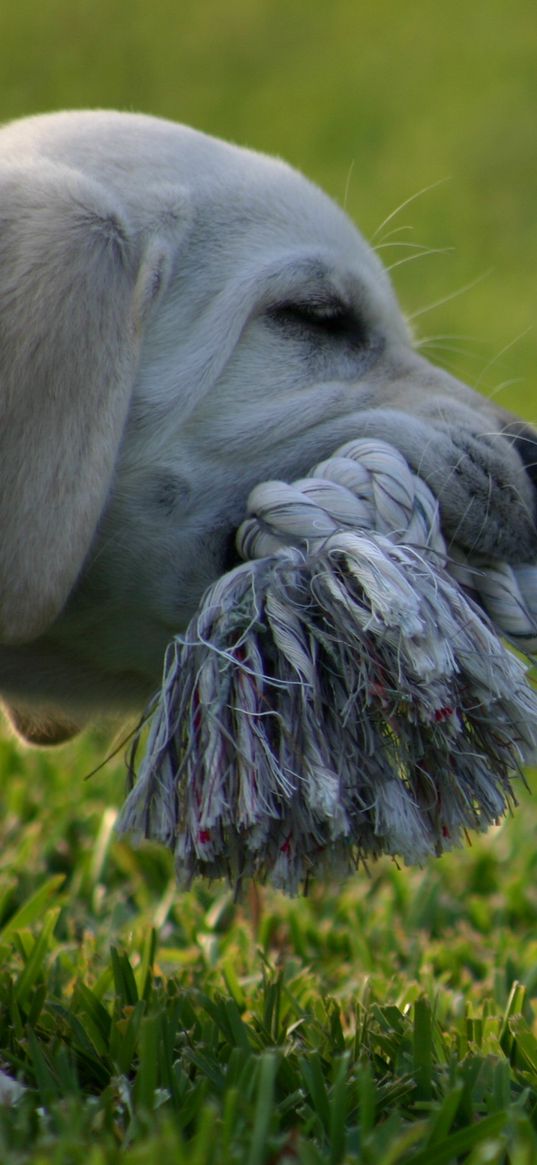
[237,438,537,652]
[118,438,537,894]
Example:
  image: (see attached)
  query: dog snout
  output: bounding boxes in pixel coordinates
[502,419,537,491]
[501,419,537,557]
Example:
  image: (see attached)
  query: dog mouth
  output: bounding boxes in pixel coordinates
[214,425,537,585]
[221,527,243,573]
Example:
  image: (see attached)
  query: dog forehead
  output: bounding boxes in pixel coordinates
[0,109,314,192]
[0,109,364,251]
[0,110,298,198]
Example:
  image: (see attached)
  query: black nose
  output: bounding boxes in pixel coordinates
[503,420,537,490]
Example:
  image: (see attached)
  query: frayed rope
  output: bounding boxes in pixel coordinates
[117,439,537,894]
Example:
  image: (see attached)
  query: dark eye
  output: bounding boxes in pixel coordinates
[268,300,367,345]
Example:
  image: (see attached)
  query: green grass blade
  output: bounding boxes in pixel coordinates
[110,947,139,1009]
[15,907,61,1009]
[422,1083,464,1147]
[247,1051,278,1165]
[299,1051,331,1134]
[0,876,65,945]
[405,1111,507,1165]
[413,998,433,1102]
[329,1053,350,1165]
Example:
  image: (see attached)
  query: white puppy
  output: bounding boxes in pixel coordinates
[0,110,535,744]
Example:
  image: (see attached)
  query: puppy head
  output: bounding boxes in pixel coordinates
[0,111,535,739]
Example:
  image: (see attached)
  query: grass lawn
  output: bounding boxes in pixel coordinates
[1,1,537,1161]
[2,728,537,1163]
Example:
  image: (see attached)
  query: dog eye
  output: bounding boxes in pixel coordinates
[268,300,367,343]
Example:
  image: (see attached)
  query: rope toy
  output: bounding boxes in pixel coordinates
[117,439,537,895]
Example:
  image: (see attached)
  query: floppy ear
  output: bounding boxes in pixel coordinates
[0,158,177,645]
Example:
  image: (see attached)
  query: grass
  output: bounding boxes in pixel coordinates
[1,0,537,1160]
[2,725,537,1163]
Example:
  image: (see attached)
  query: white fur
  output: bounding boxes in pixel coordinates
[0,110,535,742]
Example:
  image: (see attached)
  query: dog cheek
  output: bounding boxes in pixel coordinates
[149,472,193,517]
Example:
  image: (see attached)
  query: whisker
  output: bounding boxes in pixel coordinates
[415,332,482,347]
[414,332,484,361]
[342,159,356,211]
[407,270,493,322]
[467,428,536,530]
[415,340,481,363]
[486,377,525,403]
[374,240,442,253]
[437,447,498,556]
[475,326,533,394]
[446,491,488,555]
[410,430,528,554]
[370,177,451,242]
[373,224,415,246]
[385,247,453,274]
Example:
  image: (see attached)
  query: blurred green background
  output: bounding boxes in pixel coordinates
[0,0,535,418]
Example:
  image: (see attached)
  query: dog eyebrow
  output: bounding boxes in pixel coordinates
[251,254,357,315]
